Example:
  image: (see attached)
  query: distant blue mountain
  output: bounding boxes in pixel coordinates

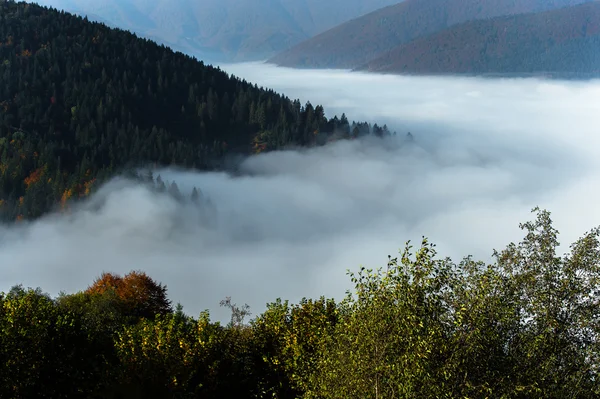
[30,0,402,63]
[269,0,594,69]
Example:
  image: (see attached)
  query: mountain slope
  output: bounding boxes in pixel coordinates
[268,0,593,69]
[0,1,387,221]
[360,1,600,76]
[30,0,400,62]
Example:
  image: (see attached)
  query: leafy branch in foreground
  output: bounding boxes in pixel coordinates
[0,208,598,398]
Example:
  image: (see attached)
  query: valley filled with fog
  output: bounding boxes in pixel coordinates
[2,62,600,322]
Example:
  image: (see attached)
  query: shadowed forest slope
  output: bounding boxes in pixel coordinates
[0,1,390,221]
[269,0,592,69]
[360,1,600,76]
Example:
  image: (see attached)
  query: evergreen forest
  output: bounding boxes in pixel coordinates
[0,1,391,222]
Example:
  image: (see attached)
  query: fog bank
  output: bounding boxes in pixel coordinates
[2,63,600,321]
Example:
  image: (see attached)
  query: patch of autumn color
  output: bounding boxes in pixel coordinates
[18,196,24,206]
[19,152,26,160]
[24,167,44,188]
[252,135,268,154]
[83,178,96,196]
[253,142,267,154]
[19,49,32,57]
[33,151,39,158]
[0,199,4,207]
[16,215,24,222]
[86,271,172,319]
[314,129,319,136]
[60,188,73,209]
[86,272,122,295]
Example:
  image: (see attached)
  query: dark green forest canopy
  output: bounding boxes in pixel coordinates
[0,1,392,221]
[1,209,599,398]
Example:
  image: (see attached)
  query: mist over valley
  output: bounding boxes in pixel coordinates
[3,62,599,321]
[2,2,600,396]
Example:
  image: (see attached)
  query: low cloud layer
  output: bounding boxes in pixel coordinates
[2,62,600,321]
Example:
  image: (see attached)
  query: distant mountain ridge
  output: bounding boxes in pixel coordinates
[268,0,594,69]
[30,0,401,62]
[358,1,600,76]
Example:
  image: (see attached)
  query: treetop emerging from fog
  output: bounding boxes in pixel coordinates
[1,208,599,398]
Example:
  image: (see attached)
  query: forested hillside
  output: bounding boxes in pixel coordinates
[0,1,389,222]
[269,0,593,69]
[360,1,600,76]
[1,209,599,398]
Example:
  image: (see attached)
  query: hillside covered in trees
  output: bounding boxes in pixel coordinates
[0,1,391,222]
[359,1,600,76]
[1,209,599,398]
[268,0,593,70]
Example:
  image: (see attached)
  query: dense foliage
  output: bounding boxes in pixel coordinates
[0,1,391,222]
[1,209,599,398]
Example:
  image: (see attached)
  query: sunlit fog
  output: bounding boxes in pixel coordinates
[2,62,600,321]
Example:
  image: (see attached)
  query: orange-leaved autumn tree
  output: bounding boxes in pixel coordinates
[86,271,172,320]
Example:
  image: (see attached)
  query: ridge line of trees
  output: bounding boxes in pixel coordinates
[1,208,599,398]
[0,1,396,223]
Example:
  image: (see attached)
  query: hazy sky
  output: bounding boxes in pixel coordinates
[2,63,600,322]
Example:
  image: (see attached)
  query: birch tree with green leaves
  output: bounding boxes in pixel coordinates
[308,208,600,399]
